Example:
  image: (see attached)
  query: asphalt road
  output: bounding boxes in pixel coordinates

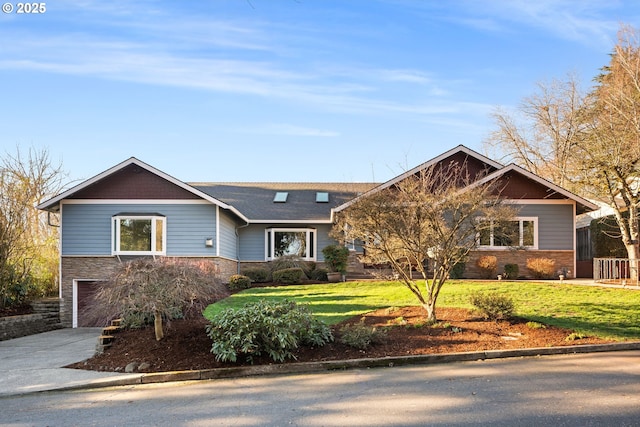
[2,350,640,427]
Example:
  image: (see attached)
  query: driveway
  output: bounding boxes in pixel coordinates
[0,328,140,396]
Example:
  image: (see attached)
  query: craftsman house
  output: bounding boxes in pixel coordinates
[37,145,596,327]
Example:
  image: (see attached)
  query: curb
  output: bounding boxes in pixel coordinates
[55,341,640,393]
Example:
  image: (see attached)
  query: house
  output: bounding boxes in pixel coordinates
[37,145,596,327]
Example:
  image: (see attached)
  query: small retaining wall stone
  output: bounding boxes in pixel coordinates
[0,298,62,341]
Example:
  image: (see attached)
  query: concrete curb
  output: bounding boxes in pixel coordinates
[53,341,640,393]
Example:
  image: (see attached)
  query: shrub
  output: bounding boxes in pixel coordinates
[526,258,556,279]
[206,300,333,363]
[269,256,312,277]
[565,332,587,341]
[475,255,498,279]
[322,245,350,273]
[272,267,306,284]
[308,267,328,281]
[85,258,229,340]
[526,321,546,330]
[339,321,387,349]
[228,274,252,290]
[241,267,271,283]
[449,262,466,279]
[469,292,515,320]
[503,263,519,279]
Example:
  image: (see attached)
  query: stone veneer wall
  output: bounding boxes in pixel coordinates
[464,250,575,279]
[0,298,62,341]
[61,256,239,327]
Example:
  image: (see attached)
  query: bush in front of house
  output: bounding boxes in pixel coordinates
[469,292,515,320]
[526,257,556,279]
[449,262,466,279]
[339,321,388,349]
[85,258,229,340]
[241,267,271,283]
[475,255,498,279]
[503,263,519,279]
[269,255,312,277]
[272,267,306,285]
[206,299,333,363]
[308,267,329,281]
[228,274,252,291]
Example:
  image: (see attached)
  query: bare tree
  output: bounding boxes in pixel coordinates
[484,75,586,193]
[0,147,66,308]
[576,25,640,271]
[87,258,230,340]
[333,160,514,324]
[484,24,640,274]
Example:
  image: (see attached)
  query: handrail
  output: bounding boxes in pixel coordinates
[593,258,639,285]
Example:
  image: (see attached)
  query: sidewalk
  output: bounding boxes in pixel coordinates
[0,328,141,397]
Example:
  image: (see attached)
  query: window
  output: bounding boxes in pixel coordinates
[265,228,316,260]
[112,214,166,255]
[478,217,537,249]
[273,192,288,203]
[316,192,329,203]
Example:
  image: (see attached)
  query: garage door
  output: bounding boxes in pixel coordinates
[77,281,101,327]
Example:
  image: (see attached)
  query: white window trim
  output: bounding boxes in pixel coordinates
[478,217,538,250]
[112,215,167,256]
[265,227,317,261]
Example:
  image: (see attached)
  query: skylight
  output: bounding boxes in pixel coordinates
[316,192,329,203]
[273,192,288,203]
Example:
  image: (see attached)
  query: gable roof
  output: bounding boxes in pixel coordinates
[36,157,250,223]
[469,163,598,214]
[334,144,502,212]
[192,182,376,223]
[334,145,598,214]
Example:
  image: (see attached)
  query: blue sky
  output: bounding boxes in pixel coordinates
[1,1,638,186]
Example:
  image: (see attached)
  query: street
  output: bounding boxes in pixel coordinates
[2,350,640,426]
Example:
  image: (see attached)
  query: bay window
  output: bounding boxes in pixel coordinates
[112,214,166,255]
[266,228,316,260]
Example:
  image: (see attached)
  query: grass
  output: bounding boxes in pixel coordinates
[203,280,640,341]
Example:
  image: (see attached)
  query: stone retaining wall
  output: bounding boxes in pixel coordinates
[0,298,62,341]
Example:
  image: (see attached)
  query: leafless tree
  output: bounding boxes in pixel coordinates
[484,75,586,193]
[332,160,514,324]
[484,24,640,274]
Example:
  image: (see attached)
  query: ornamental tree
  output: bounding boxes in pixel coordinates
[332,159,513,324]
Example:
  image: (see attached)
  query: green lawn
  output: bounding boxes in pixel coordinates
[203,280,640,340]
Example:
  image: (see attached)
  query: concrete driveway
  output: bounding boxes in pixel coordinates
[0,328,140,396]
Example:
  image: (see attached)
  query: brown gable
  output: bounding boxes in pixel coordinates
[69,164,201,200]
[494,169,567,200]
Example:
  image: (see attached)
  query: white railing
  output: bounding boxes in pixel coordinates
[593,258,639,285]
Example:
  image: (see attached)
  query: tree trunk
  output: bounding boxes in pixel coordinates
[153,310,164,341]
[423,302,437,325]
[625,243,640,284]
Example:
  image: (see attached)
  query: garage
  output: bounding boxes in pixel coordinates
[76,281,102,327]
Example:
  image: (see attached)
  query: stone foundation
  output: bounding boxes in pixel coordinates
[464,250,575,279]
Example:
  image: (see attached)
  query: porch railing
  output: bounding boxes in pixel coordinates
[593,258,639,285]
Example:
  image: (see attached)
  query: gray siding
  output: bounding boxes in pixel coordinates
[61,202,218,256]
[238,225,267,261]
[517,203,574,250]
[316,224,337,261]
[218,209,239,259]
